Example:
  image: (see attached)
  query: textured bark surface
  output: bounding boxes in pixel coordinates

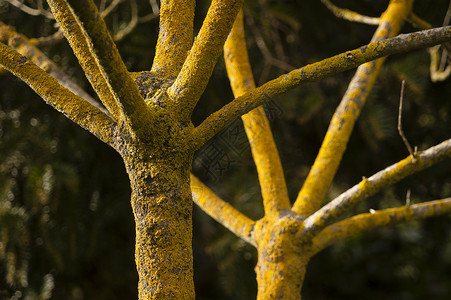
[119,132,195,299]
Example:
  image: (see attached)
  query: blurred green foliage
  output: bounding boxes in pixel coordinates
[0,0,450,299]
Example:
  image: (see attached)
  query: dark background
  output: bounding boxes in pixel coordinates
[0,0,450,299]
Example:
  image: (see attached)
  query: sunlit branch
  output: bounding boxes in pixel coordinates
[192,26,451,149]
[151,0,195,78]
[321,0,380,25]
[190,174,256,246]
[292,0,413,217]
[168,0,243,122]
[301,139,451,238]
[310,198,451,255]
[0,20,109,116]
[45,0,120,121]
[224,10,291,218]
[47,0,151,137]
[0,42,116,146]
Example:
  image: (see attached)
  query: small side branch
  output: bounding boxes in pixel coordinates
[191,175,256,246]
[321,0,380,25]
[224,10,291,217]
[301,139,451,238]
[310,198,451,255]
[397,80,415,158]
[0,42,116,146]
[6,0,54,19]
[192,26,451,149]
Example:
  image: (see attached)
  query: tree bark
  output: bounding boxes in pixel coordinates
[120,139,195,299]
[254,217,309,300]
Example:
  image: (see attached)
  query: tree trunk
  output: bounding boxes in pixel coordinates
[121,140,195,299]
[254,217,310,300]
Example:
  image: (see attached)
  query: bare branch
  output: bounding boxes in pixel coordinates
[6,0,54,19]
[301,139,451,238]
[191,174,256,246]
[148,0,159,14]
[29,29,64,47]
[192,26,451,149]
[113,0,138,41]
[310,198,451,255]
[0,42,116,145]
[100,0,122,18]
[292,0,413,217]
[397,80,415,158]
[321,0,380,25]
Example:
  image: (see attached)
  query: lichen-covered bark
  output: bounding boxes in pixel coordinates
[253,215,309,300]
[117,128,195,299]
[193,25,451,147]
[2,1,451,299]
[224,10,290,217]
[293,0,414,217]
[151,0,195,78]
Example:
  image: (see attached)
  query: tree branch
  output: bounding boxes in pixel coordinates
[150,0,195,78]
[167,0,243,122]
[192,26,451,149]
[292,0,413,217]
[0,42,116,146]
[310,198,451,255]
[190,174,256,246]
[301,139,451,238]
[47,0,151,137]
[224,10,291,218]
[321,0,380,25]
[0,20,109,116]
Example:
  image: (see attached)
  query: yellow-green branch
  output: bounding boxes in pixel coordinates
[192,26,451,149]
[190,174,256,246]
[151,0,195,78]
[47,0,151,137]
[0,42,116,145]
[310,198,451,255]
[224,10,290,217]
[302,139,451,238]
[292,0,413,217]
[46,0,120,121]
[168,0,243,121]
[0,20,108,115]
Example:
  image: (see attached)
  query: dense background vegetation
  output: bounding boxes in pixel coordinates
[0,0,450,299]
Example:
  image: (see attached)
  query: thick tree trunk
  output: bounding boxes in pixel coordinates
[122,143,195,299]
[254,217,310,300]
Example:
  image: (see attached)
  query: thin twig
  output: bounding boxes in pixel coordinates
[5,0,54,19]
[113,0,138,41]
[321,0,380,25]
[149,0,160,14]
[439,0,451,70]
[300,139,451,238]
[398,80,415,159]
